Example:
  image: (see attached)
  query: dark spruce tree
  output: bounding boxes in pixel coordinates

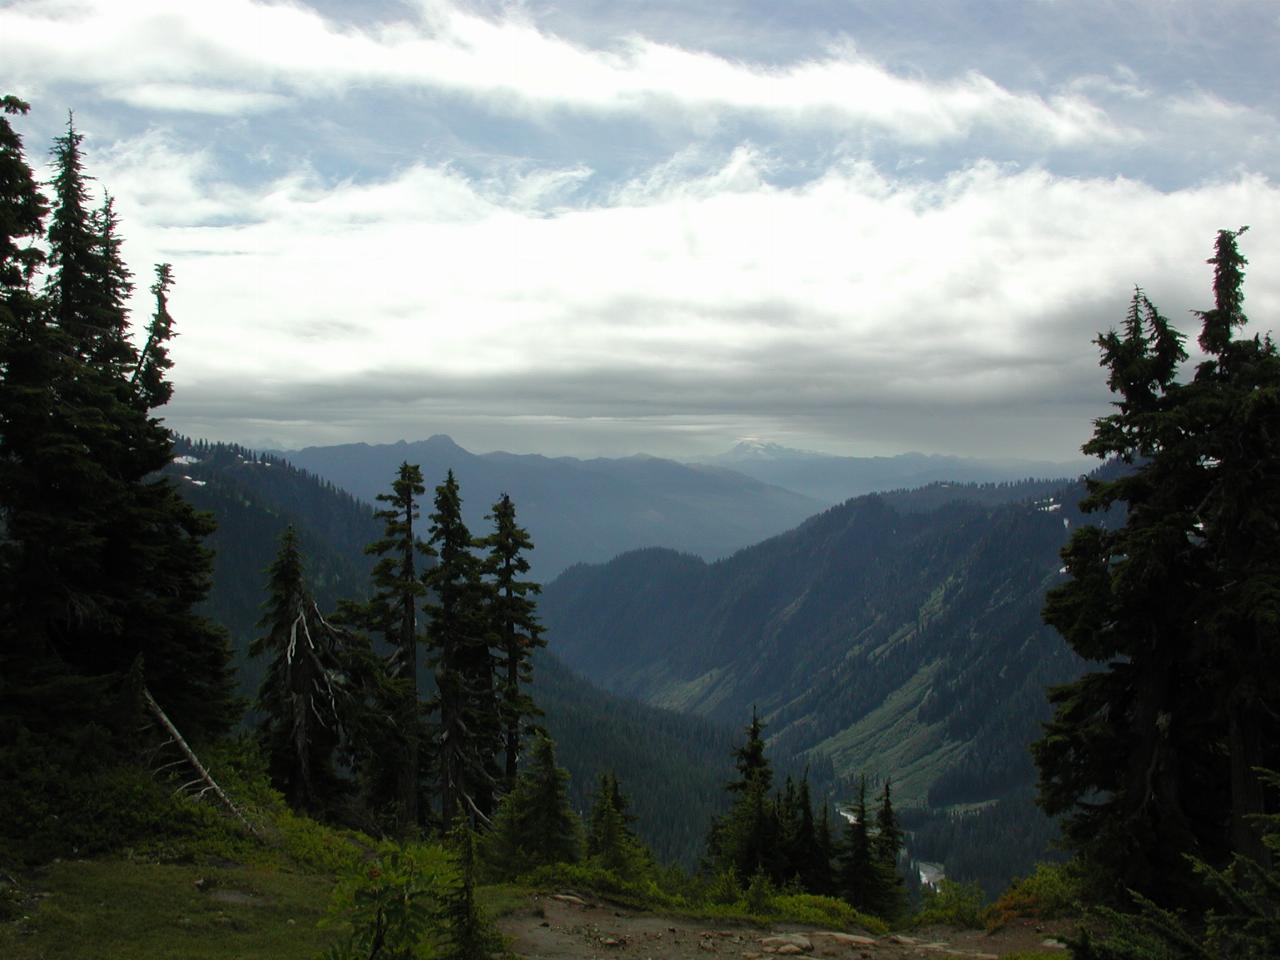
[480,493,544,793]
[706,708,781,884]
[251,527,366,813]
[360,462,433,834]
[1033,229,1280,906]
[0,106,233,743]
[837,776,873,912]
[484,735,581,877]
[586,772,650,879]
[871,779,906,922]
[426,470,500,830]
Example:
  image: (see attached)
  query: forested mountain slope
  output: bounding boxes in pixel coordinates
[541,478,1102,809]
[282,435,823,579]
[164,437,380,697]
[164,438,753,865]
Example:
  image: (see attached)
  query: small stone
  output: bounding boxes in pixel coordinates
[760,934,812,952]
[811,932,876,947]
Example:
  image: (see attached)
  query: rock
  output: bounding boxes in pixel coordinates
[600,936,623,947]
[776,946,806,956]
[551,893,587,906]
[811,932,877,947]
[1042,939,1068,950]
[760,933,812,951]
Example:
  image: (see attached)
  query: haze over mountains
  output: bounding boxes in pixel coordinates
[280,434,1086,579]
[698,439,1091,505]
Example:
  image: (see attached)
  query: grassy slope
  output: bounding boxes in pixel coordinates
[1,859,336,960]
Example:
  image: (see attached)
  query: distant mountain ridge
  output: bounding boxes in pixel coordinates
[281,435,824,579]
[692,439,1090,505]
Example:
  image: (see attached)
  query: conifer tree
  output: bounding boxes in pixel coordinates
[811,798,836,896]
[426,470,500,829]
[440,823,499,960]
[707,708,781,883]
[252,527,366,812]
[0,106,233,740]
[587,772,650,879]
[838,776,873,911]
[871,778,906,921]
[480,493,544,792]
[1034,229,1280,904]
[484,735,580,876]
[360,462,433,833]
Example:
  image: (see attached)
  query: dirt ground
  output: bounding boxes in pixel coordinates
[498,893,1078,960]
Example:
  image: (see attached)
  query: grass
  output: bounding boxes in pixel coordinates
[0,858,338,960]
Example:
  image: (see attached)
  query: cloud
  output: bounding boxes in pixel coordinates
[1,0,1125,147]
[77,126,1280,458]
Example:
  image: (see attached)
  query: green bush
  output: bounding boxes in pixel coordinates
[984,862,1083,931]
[770,893,889,935]
[519,860,673,909]
[914,879,986,929]
[319,841,454,960]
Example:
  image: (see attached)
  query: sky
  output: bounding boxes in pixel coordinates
[3,0,1279,460]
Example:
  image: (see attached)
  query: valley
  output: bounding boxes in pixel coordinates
[164,433,1093,892]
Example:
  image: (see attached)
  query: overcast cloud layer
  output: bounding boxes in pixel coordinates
[4,0,1278,459]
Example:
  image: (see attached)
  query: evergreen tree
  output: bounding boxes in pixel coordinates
[870,778,906,921]
[707,708,781,883]
[480,493,544,792]
[1033,229,1280,905]
[484,735,580,877]
[440,823,499,960]
[251,527,365,812]
[811,798,836,896]
[0,107,233,741]
[361,462,432,833]
[426,470,500,830]
[838,776,873,911]
[586,772,649,879]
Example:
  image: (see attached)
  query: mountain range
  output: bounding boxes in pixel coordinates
[280,435,824,580]
[697,439,1091,505]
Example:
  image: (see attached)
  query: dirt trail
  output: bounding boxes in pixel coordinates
[497,893,1075,960]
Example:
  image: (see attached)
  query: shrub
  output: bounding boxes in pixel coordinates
[914,879,986,929]
[770,893,890,935]
[983,862,1083,931]
[319,841,453,960]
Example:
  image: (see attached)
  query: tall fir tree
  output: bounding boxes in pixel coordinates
[0,107,233,742]
[484,735,580,877]
[1033,229,1280,904]
[707,708,781,883]
[838,776,873,911]
[426,470,500,829]
[480,493,544,792]
[811,798,836,896]
[251,527,366,813]
[360,462,433,833]
[870,778,906,922]
[586,772,651,879]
